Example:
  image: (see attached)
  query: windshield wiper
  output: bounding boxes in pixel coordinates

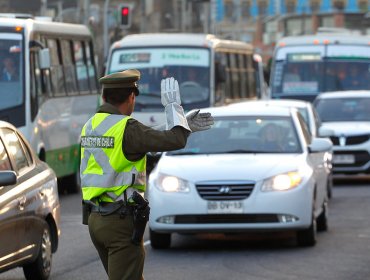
[224,149,266,154]
[169,151,201,155]
[141,92,160,98]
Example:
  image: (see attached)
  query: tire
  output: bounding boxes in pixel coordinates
[296,214,317,247]
[23,224,52,280]
[327,176,333,199]
[150,229,171,249]
[317,200,329,232]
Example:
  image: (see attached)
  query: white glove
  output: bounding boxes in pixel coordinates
[160,77,190,131]
[161,77,181,106]
[186,109,214,132]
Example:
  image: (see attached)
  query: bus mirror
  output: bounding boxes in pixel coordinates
[216,63,226,83]
[38,48,51,69]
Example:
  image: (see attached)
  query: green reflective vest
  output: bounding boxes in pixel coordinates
[80,113,146,202]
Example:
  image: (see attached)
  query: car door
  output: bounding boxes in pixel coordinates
[298,115,327,212]
[0,132,24,270]
[1,128,42,261]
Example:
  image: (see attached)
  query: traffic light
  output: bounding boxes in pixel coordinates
[120,5,131,28]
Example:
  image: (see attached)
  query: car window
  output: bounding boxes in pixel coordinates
[168,116,302,154]
[297,113,312,144]
[0,138,11,171]
[1,128,30,173]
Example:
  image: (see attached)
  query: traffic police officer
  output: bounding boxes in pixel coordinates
[80,69,214,280]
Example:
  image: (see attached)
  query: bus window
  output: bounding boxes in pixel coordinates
[229,53,240,100]
[246,54,256,98]
[73,41,90,93]
[47,38,65,96]
[61,40,78,95]
[238,53,247,98]
[85,41,98,92]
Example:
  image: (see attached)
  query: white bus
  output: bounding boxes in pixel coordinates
[270,29,370,102]
[0,16,99,192]
[106,33,268,127]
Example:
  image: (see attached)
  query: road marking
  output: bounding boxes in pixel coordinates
[144,240,151,247]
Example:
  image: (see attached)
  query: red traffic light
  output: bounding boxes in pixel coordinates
[120,6,131,27]
[122,7,129,16]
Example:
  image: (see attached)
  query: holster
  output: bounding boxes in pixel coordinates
[132,204,150,245]
[129,191,150,245]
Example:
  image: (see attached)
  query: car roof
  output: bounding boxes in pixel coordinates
[200,104,293,117]
[0,120,17,130]
[316,90,370,99]
[228,99,310,109]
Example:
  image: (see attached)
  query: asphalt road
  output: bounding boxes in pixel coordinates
[1,181,370,280]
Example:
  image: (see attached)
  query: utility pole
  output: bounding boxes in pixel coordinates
[140,0,146,33]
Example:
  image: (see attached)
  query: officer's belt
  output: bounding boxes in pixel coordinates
[90,201,131,216]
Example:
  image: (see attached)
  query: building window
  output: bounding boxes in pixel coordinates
[332,0,346,10]
[310,0,321,13]
[224,0,234,20]
[257,0,268,16]
[358,0,368,12]
[241,0,251,19]
[285,0,297,13]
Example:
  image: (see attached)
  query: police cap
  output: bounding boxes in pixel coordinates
[99,69,140,93]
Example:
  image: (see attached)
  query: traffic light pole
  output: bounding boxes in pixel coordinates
[103,0,110,62]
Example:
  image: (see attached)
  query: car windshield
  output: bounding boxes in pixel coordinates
[109,47,211,112]
[315,97,370,122]
[0,32,24,111]
[168,116,302,155]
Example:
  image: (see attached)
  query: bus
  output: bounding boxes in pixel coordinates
[270,28,370,102]
[105,33,268,127]
[0,15,99,192]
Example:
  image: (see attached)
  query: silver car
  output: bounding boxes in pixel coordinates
[314,90,370,178]
[0,121,60,280]
[148,105,332,249]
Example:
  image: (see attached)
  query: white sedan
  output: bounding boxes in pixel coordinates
[314,90,370,177]
[148,105,332,249]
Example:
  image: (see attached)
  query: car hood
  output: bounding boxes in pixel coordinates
[321,122,370,136]
[155,154,303,183]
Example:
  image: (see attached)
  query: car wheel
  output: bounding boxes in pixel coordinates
[317,200,329,232]
[327,176,333,199]
[23,224,52,280]
[150,229,171,249]
[296,213,317,247]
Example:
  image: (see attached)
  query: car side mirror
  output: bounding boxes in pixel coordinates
[318,126,334,138]
[39,48,51,70]
[308,138,333,153]
[0,171,17,186]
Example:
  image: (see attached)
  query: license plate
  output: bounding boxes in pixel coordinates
[207,201,243,214]
[333,154,355,164]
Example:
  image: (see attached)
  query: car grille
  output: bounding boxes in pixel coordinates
[196,181,255,201]
[333,150,370,167]
[330,135,370,146]
[174,214,279,224]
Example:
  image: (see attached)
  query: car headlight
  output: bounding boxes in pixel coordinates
[155,173,191,193]
[261,171,302,192]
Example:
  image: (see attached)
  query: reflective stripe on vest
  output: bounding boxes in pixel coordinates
[80,113,146,201]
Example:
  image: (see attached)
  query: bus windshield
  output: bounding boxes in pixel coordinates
[0,33,23,111]
[109,47,210,112]
[272,45,370,98]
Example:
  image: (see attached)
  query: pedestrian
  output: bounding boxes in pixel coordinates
[80,69,214,280]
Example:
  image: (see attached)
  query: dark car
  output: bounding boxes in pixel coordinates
[0,121,60,280]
